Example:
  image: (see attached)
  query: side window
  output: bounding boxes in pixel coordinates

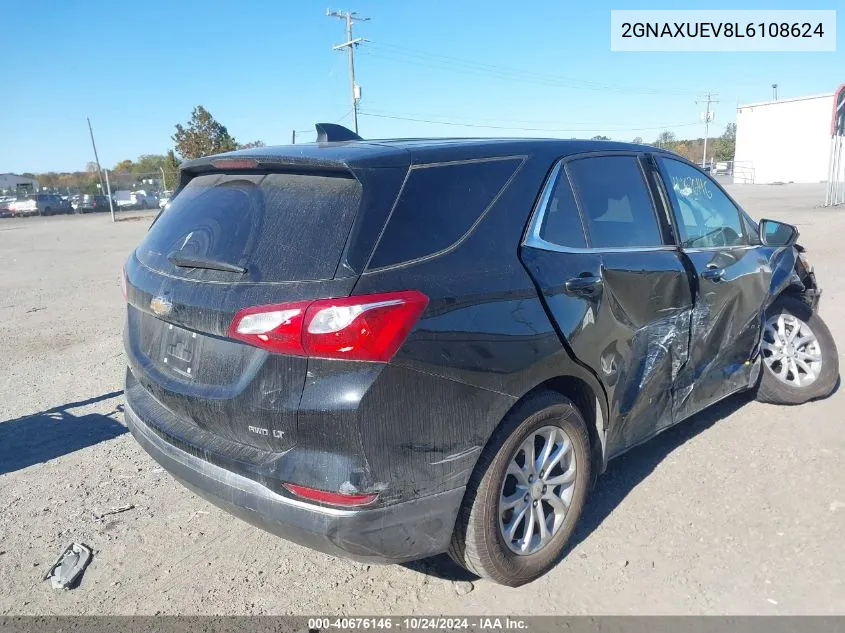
[368,158,521,269]
[537,167,587,249]
[659,158,746,248]
[566,156,663,248]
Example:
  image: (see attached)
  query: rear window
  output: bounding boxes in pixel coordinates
[136,171,362,282]
[368,158,521,269]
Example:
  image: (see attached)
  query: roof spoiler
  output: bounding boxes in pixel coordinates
[315,123,362,143]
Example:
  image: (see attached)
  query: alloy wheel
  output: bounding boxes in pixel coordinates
[498,425,577,555]
[762,312,823,387]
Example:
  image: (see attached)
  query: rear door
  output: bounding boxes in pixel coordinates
[653,155,796,420]
[521,152,694,456]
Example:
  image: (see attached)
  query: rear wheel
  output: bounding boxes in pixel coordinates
[449,391,591,586]
[756,295,839,404]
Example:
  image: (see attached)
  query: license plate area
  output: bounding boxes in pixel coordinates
[159,323,202,379]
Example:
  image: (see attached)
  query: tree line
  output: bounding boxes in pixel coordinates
[25,108,737,194]
[25,105,265,194]
[590,123,736,163]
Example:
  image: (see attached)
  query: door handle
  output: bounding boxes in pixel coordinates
[565,275,602,296]
[700,266,725,281]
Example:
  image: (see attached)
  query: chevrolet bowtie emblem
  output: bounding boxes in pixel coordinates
[150,295,173,317]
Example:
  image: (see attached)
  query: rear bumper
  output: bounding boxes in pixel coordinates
[124,401,463,564]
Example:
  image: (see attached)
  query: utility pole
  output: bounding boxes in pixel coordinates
[86,117,106,194]
[328,9,369,135]
[697,92,719,168]
[105,169,115,223]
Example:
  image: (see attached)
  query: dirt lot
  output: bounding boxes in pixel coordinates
[1,185,843,615]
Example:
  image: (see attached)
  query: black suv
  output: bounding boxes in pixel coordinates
[123,126,838,586]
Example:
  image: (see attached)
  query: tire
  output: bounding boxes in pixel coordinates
[755,295,839,405]
[448,390,591,586]
[42,207,50,216]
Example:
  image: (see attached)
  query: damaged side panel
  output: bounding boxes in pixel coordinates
[672,245,797,422]
[522,247,694,458]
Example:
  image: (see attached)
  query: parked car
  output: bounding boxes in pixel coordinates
[73,194,112,213]
[113,190,155,210]
[132,190,157,209]
[9,193,72,216]
[0,196,15,217]
[122,132,838,587]
[113,190,134,209]
[158,191,173,209]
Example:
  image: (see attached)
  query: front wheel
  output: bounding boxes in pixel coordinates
[448,390,591,586]
[756,296,839,404]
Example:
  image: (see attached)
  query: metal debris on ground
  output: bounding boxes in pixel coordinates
[93,504,135,520]
[187,509,210,523]
[43,542,92,590]
[453,580,475,596]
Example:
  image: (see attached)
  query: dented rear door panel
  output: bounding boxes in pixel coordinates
[523,247,693,457]
[598,251,693,452]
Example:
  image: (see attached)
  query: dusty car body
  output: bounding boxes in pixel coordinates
[122,129,837,586]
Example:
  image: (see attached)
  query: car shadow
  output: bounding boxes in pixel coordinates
[405,392,750,583]
[567,391,749,551]
[403,553,480,583]
[0,390,127,475]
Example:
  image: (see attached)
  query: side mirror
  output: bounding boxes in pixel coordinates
[759,218,798,247]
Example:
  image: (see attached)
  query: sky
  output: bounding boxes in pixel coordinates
[1,0,842,173]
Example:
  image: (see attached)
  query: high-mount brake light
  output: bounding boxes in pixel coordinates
[228,291,429,362]
[211,158,260,170]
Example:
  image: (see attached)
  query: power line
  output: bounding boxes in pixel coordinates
[359,111,701,134]
[333,108,354,124]
[362,107,700,130]
[292,109,354,136]
[328,9,369,134]
[363,42,699,97]
[361,48,689,97]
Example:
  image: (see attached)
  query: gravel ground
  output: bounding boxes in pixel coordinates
[0,185,843,615]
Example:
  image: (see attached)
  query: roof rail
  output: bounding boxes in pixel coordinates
[315,123,362,143]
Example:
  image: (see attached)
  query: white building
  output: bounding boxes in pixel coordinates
[734,93,835,184]
[0,173,40,194]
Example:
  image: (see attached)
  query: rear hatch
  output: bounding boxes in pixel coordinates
[124,156,404,451]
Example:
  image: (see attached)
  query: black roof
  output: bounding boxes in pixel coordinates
[181,137,667,172]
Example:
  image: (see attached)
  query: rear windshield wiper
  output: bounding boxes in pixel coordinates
[167,251,247,274]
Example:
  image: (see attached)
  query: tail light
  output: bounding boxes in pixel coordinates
[283,483,378,507]
[229,290,428,362]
